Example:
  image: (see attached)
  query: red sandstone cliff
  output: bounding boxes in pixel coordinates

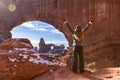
[0,0,120,69]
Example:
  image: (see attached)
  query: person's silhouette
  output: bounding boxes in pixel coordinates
[63,19,94,73]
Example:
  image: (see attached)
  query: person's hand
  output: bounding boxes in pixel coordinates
[89,18,95,25]
[89,21,93,25]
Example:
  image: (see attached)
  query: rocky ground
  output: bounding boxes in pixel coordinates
[0,38,60,80]
[32,67,120,80]
[0,38,120,80]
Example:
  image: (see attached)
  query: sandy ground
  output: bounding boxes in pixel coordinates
[32,67,120,80]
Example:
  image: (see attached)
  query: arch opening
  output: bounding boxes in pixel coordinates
[11,20,69,53]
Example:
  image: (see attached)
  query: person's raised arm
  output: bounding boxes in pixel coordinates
[82,19,94,33]
[64,21,74,34]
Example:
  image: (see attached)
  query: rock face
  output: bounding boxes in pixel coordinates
[0,38,33,50]
[0,0,120,69]
[39,38,65,54]
[0,38,59,80]
[39,38,50,53]
[0,50,54,80]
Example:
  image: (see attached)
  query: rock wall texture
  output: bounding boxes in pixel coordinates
[0,0,120,68]
[0,38,59,80]
[0,38,33,50]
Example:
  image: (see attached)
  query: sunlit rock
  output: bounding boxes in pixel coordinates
[0,47,59,80]
[0,0,120,75]
[0,38,33,50]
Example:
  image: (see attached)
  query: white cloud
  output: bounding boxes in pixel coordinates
[46,40,68,45]
[21,22,34,28]
[30,40,39,48]
[20,21,64,34]
[21,22,48,31]
[51,29,63,34]
[33,27,48,31]
[46,41,69,48]
[31,40,39,44]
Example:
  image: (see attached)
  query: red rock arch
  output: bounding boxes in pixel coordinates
[0,0,120,67]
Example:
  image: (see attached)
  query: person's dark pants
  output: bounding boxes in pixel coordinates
[72,45,84,73]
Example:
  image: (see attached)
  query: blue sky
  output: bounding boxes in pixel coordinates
[11,21,68,48]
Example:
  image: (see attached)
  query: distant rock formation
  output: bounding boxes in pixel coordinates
[33,46,38,52]
[38,38,65,54]
[53,44,65,54]
[38,38,54,53]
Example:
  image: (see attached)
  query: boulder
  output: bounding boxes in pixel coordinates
[0,49,59,80]
[0,38,33,50]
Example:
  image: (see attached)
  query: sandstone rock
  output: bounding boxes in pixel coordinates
[0,0,120,46]
[0,49,59,80]
[32,67,120,80]
[0,38,33,50]
[0,0,120,71]
[38,38,65,54]
[38,38,51,53]
[0,30,11,43]
[40,50,70,67]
